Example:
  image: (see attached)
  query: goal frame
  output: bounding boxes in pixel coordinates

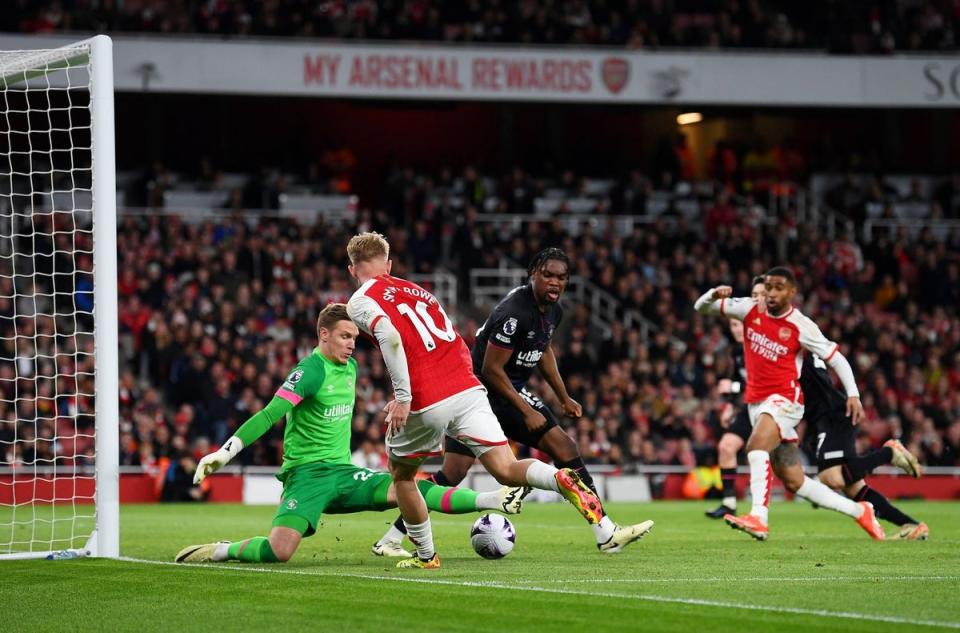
[0,34,118,560]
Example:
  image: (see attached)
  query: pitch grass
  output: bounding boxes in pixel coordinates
[2,501,959,632]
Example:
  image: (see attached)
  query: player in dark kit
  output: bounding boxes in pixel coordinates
[705,276,766,519]
[374,248,654,555]
[799,355,927,539]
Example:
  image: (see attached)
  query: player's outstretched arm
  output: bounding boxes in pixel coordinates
[194,395,294,484]
[694,286,753,320]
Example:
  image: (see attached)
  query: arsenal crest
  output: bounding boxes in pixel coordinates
[601,57,629,94]
[778,327,791,341]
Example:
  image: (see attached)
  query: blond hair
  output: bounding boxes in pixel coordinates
[317,303,350,336]
[347,231,390,264]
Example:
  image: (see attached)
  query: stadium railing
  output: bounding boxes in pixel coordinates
[861,218,960,242]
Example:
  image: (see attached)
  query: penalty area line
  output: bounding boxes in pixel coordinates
[118,557,960,630]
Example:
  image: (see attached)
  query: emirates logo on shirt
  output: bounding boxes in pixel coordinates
[746,329,790,362]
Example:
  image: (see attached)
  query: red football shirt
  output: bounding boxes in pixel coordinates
[348,275,481,411]
[718,298,840,404]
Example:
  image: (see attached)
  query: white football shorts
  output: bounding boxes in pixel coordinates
[386,387,508,464]
[748,394,805,443]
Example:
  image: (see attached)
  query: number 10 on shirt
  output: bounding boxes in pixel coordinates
[397,301,455,351]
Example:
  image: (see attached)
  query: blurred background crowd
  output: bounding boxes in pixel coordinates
[7,156,954,476]
[7,0,960,53]
[1,1,959,491]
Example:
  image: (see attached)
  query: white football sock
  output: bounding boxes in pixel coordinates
[592,515,616,544]
[377,524,406,546]
[796,477,861,518]
[213,542,229,562]
[475,490,500,510]
[403,518,435,561]
[747,450,771,525]
[721,496,736,510]
[525,460,561,493]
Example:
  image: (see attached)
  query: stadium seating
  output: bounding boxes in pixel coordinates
[7,1,958,54]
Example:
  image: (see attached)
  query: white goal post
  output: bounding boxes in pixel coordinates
[0,35,118,559]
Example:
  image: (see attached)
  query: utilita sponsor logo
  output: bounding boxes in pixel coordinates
[515,350,544,366]
[746,329,790,361]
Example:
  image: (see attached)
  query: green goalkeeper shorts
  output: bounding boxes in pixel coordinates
[272,462,392,537]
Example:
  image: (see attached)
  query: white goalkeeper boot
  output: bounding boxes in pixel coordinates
[371,540,413,558]
[499,485,533,514]
[175,541,229,563]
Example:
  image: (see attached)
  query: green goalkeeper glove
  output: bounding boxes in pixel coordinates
[193,436,244,484]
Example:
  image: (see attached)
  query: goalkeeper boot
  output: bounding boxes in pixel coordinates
[891,522,929,541]
[175,541,229,563]
[884,439,922,479]
[598,520,655,554]
[855,502,885,541]
[396,553,440,570]
[499,485,532,514]
[556,468,605,524]
[371,540,413,558]
[724,513,769,541]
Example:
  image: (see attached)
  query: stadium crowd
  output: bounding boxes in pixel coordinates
[48,170,960,474]
[2,160,959,480]
[6,0,958,53]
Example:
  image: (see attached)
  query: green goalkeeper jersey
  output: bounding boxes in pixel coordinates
[233,348,357,479]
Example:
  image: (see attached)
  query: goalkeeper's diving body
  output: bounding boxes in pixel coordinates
[175,303,526,564]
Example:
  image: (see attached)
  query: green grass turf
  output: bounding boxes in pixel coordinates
[2,501,959,632]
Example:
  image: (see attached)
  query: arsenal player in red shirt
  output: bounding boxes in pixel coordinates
[346,232,615,568]
[695,266,884,541]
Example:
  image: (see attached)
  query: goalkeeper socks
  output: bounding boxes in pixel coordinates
[747,450,771,525]
[417,479,478,514]
[796,476,860,518]
[721,467,737,508]
[556,457,598,495]
[403,518,435,561]
[855,485,917,526]
[844,447,894,483]
[227,537,279,563]
[524,460,561,493]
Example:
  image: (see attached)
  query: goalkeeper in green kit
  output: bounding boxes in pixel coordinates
[175,303,525,564]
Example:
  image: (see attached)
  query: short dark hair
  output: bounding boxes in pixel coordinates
[765,266,797,287]
[317,303,350,336]
[751,275,766,287]
[528,248,570,276]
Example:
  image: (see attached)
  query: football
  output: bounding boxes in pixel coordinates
[470,513,516,559]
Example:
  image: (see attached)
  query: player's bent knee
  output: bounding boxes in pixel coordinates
[478,445,521,485]
[268,528,302,563]
[718,436,742,461]
[774,464,805,493]
[818,468,845,491]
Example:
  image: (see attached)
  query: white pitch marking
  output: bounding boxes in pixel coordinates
[117,557,960,630]
[539,575,960,584]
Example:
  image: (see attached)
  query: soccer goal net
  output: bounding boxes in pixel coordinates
[0,36,118,559]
